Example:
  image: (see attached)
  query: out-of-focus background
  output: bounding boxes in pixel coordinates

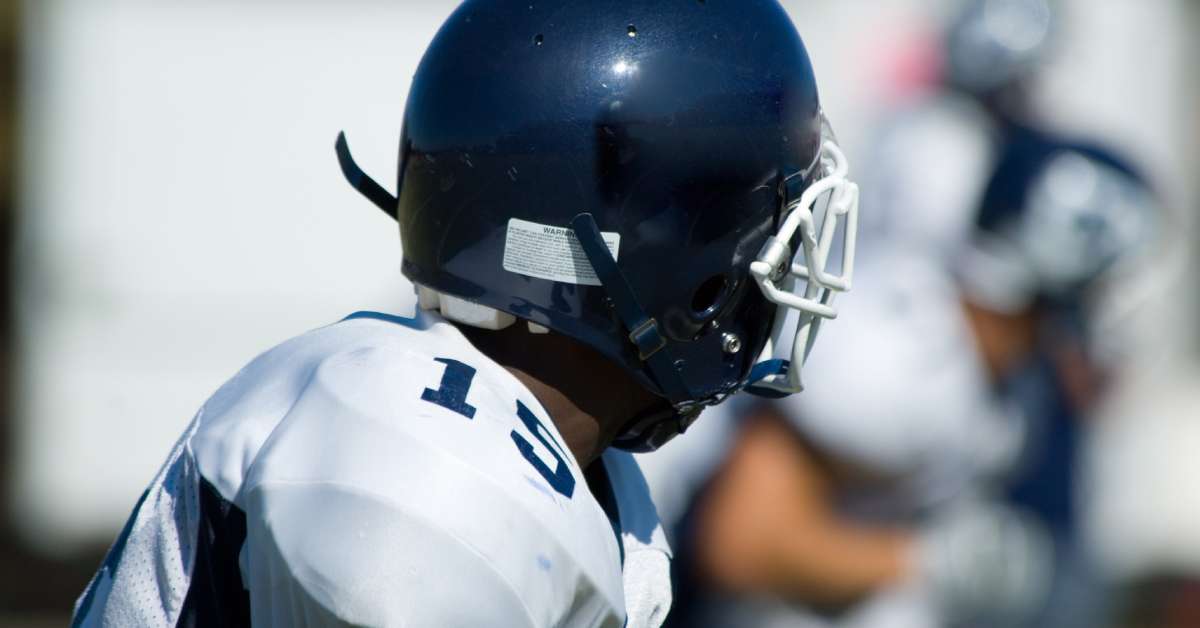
[0,0,1196,626]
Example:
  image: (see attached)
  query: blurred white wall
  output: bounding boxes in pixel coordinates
[1035,0,1197,363]
[14,0,454,552]
[13,0,1197,555]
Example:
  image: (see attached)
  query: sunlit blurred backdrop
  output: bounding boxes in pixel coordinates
[1,0,1196,625]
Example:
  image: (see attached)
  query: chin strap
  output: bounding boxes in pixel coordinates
[744,359,792,398]
[572,213,710,452]
[570,213,694,404]
[612,404,703,453]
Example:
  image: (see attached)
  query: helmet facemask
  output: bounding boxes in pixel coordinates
[746,118,860,397]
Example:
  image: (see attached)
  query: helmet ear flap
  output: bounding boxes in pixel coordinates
[689,274,732,322]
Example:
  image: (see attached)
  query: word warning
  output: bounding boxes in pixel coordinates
[503,218,621,286]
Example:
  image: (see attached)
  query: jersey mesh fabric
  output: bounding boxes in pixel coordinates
[75,420,202,627]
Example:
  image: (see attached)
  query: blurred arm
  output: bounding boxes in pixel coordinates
[692,406,916,606]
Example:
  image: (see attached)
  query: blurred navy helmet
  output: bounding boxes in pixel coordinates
[337,0,859,451]
[943,0,1055,96]
[956,126,1157,315]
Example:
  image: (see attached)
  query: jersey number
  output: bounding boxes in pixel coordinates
[422,358,576,499]
[421,358,478,419]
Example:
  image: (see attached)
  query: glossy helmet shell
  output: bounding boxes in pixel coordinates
[397,0,824,410]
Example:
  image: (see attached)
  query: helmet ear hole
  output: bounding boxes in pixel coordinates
[691,274,730,318]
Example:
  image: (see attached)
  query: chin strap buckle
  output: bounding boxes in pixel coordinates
[571,212,692,404]
[629,318,667,360]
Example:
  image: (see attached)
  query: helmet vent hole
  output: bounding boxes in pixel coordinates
[533,34,544,46]
[691,275,729,317]
[627,25,638,38]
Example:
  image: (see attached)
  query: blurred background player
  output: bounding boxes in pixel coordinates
[640,0,1165,626]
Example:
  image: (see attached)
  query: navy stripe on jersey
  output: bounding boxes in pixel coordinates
[176,477,250,628]
[586,463,625,567]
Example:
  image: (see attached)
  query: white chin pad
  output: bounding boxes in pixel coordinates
[417,287,516,331]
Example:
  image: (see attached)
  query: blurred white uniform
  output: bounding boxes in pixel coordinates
[856,93,996,261]
[673,250,1025,628]
[73,311,672,628]
[785,250,1022,521]
[641,94,1029,627]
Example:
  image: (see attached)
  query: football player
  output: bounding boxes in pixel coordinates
[71,1,859,626]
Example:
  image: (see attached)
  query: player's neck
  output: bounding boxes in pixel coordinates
[503,367,609,466]
[456,324,659,467]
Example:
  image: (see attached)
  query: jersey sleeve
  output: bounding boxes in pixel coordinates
[71,423,203,628]
[602,450,673,628]
[241,480,538,628]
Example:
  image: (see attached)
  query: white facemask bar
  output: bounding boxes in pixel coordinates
[748,136,859,395]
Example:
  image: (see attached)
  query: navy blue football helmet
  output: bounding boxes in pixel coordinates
[956,125,1157,315]
[337,0,859,451]
[943,0,1055,98]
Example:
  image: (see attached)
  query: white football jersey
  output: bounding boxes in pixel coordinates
[856,92,996,265]
[72,310,672,628]
[781,248,1024,519]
